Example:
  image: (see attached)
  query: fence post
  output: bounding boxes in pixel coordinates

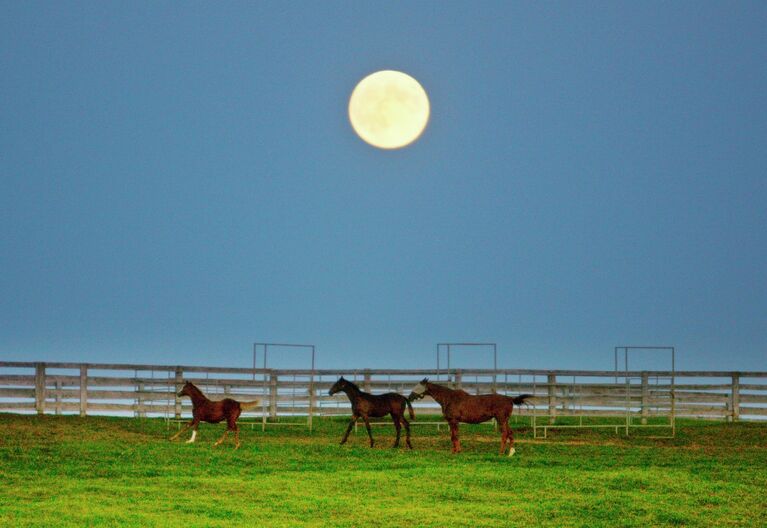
[138,382,146,418]
[79,365,88,416]
[641,371,649,425]
[269,373,278,419]
[174,367,183,419]
[731,374,740,422]
[34,362,46,415]
[455,370,463,391]
[308,374,315,432]
[363,370,371,392]
[547,372,557,424]
[55,380,62,415]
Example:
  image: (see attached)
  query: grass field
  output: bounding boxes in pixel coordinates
[1,413,766,527]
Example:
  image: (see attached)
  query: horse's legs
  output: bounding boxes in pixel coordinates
[185,420,201,444]
[230,421,241,450]
[214,427,229,447]
[170,419,195,441]
[507,424,516,457]
[449,421,461,453]
[391,412,402,448]
[231,410,242,449]
[401,415,412,449]
[339,415,358,445]
[362,416,374,448]
[499,417,510,455]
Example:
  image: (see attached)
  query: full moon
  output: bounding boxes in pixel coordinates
[348,70,430,149]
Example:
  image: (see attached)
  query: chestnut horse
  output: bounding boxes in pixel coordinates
[170,381,260,449]
[408,378,531,456]
[329,377,415,448]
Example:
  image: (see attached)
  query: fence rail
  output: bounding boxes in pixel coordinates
[2,362,766,426]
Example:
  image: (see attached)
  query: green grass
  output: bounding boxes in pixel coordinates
[1,414,765,527]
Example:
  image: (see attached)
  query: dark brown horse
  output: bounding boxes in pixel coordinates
[408,378,531,456]
[329,377,415,448]
[170,381,260,449]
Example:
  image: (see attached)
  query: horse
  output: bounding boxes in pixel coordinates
[170,381,260,449]
[328,377,415,448]
[408,378,531,456]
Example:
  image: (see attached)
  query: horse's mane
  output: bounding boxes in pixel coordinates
[427,381,470,398]
[184,381,207,399]
[427,381,456,392]
[343,378,362,392]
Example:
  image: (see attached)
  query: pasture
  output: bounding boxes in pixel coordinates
[0,414,765,527]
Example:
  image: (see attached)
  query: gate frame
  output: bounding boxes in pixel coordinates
[436,342,498,392]
[614,345,676,438]
[253,342,316,431]
[532,346,677,439]
[436,342,500,430]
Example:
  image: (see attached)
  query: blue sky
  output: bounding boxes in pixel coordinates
[1,2,765,371]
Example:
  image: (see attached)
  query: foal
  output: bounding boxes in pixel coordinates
[329,377,414,448]
[409,378,531,456]
[170,381,260,449]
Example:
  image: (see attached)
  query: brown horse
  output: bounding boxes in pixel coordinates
[408,378,531,456]
[329,377,415,448]
[170,381,260,449]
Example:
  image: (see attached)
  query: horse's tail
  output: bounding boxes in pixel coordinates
[405,397,415,420]
[239,399,262,411]
[511,394,533,406]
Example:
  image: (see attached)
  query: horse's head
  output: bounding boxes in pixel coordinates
[408,378,430,401]
[177,381,194,398]
[328,376,348,396]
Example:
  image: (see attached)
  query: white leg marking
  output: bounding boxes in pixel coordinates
[186,430,197,443]
[508,447,516,457]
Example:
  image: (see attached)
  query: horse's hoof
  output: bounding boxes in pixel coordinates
[508,447,516,457]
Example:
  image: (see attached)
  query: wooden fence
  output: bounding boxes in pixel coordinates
[2,362,766,428]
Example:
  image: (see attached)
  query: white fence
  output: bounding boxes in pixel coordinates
[2,362,766,431]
